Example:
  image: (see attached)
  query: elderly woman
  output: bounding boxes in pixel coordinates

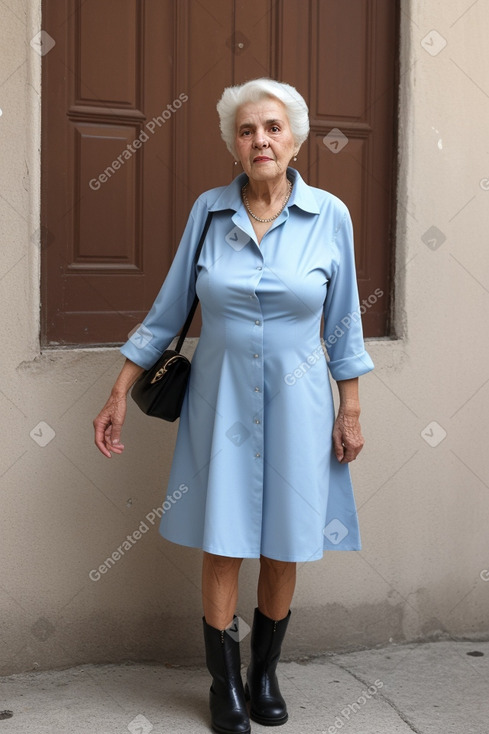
[94,78,373,734]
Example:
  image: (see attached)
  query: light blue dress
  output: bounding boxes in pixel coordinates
[121,168,374,562]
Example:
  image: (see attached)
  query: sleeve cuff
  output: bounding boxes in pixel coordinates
[120,340,166,370]
[327,350,374,381]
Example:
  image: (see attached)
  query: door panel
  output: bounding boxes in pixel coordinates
[42,0,398,345]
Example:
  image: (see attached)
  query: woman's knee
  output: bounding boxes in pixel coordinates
[259,554,296,577]
[203,551,243,575]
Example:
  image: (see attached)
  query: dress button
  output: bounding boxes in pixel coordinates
[254,387,260,392]
[255,320,261,326]
[254,419,260,424]
[255,453,261,458]
[256,266,262,270]
[253,353,259,358]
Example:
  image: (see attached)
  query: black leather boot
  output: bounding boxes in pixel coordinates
[202,616,251,734]
[245,607,291,726]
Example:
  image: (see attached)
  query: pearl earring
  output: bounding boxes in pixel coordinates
[234,160,238,166]
[293,156,297,162]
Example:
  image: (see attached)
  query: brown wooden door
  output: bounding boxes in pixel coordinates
[41,0,398,346]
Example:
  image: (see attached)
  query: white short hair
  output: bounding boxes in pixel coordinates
[216,78,309,159]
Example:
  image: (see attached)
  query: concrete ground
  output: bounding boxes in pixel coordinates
[1,639,488,733]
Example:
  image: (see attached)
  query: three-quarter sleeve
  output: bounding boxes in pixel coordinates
[120,198,207,369]
[322,208,374,381]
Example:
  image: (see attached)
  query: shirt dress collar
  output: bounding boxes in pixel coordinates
[208,167,320,215]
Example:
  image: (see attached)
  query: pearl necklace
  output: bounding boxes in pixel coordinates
[242,179,292,223]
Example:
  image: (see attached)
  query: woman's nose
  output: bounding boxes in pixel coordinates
[253,136,268,148]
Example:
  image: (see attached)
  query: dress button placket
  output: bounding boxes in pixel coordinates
[250,253,265,545]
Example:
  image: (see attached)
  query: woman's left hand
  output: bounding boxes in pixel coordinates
[332,408,365,463]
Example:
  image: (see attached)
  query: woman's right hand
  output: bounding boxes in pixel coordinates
[93,358,144,458]
[93,391,128,458]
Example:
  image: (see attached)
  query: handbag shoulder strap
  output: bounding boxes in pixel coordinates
[174,210,213,353]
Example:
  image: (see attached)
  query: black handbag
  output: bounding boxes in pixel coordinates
[130,211,213,421]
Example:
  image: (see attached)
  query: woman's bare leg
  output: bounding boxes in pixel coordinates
[202,551,244,629]
[257,555,296,620]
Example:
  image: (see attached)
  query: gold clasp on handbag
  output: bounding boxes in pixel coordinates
[150,355,182,384]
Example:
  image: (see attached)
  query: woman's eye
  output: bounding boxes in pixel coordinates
[270,126,280,133]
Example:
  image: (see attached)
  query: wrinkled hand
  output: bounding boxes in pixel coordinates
[332,409,365,463]
[93,393,127,458]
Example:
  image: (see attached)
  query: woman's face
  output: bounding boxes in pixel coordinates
[234,97,297,183]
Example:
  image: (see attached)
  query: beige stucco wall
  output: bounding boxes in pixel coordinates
[1,0,488,675]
